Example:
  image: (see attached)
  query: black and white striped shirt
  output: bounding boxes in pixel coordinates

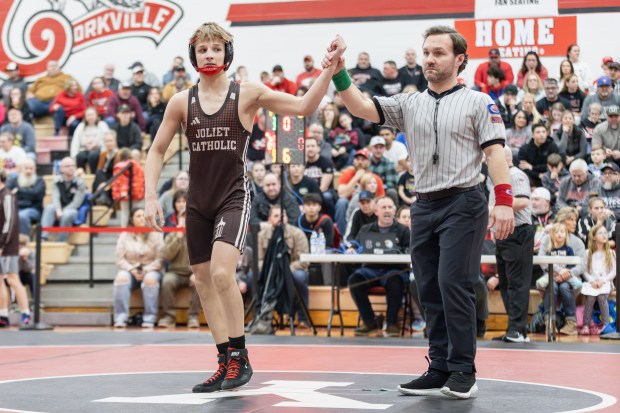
[374,87,506,193]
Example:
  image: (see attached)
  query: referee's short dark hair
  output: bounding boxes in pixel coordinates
[303,193,323,205]
[423,25,468,74]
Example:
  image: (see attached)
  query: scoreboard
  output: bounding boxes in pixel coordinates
[264,111,305,165]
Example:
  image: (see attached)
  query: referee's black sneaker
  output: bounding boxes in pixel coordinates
[221,348,253,390]
[440,371,478,399]
[192,353,227,393]
[397,357,450,396]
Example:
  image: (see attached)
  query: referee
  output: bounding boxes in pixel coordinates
[490,147,535,343]
[324,27,514,399]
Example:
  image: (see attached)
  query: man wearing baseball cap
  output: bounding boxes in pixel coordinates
[582,76,620,120]
[368,136,398,194]
[606,61,620,94]
[599,162,620,218]
[473,48,514,92]
[296,55,322,89]
[265,65,297,95]
[592,105,620,159]
[497,84,520,128]
[1,62,27,107]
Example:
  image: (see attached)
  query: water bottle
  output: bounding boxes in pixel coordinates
[317,231,326,254]
[53,159,60,175]
[310,231,319,254]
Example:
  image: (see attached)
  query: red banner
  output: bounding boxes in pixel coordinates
[455,16,577,59]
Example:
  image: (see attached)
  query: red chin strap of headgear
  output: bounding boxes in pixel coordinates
[196,65,226,76]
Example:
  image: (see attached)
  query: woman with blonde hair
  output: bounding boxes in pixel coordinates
[519,93,543,126]
[521,73,545,101]
[159,170,189,217]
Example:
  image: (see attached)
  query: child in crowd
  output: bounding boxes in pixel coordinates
[577,196,616,247]
[581,224,616,335]
[397,159,415,206]
[537,223,581,335]
[541,153,569,206]
[588,147,606,177]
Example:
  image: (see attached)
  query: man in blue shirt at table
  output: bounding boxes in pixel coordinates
[346,196,410,337]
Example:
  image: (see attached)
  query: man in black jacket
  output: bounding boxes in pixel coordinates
[7,158,45,235]
[518,123,561,187]
[250,172,300,230]
[347,196,410,337]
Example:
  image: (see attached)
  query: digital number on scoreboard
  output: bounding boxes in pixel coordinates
[264,111,305,165]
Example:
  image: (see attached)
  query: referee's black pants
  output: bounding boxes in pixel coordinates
[495,224,535,336]
[411,189,487,374]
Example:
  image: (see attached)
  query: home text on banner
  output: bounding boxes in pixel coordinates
[475,0,558,19]
[455,16,576,59]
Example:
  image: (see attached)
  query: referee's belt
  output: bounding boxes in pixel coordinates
[415,185,479,201]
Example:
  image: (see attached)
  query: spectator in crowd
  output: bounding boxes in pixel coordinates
[531,187,555,255]
[350,52,383,95]
[145,87,166,138]
[474,48,514,91]
[378,126,408,173]
[229,65,249,84]
[328,112,363,170]
[581,102,604,146]
[505,110,531,157]
[537,222,581,335]
[577,196,616,247]
[582,77,620,121]
[566,44,593,92]
[113,207,164,328]
[288,163,320,203]
[599,56,613,78]
[18,234,34,295]
[1,108,36,158]
[536,79,572,120]
[101,63,120,92]
[344,190,377,242]
[497,84,520,129]
[599,162,620,218]
[397,160,415,206]
[91,130,120,206]
[346,171,381,223]
[298,193,335,246]
[7,158,44,235]
[608,61,620,94]
[249,161,266,199]
[521,73,545,101]
[159,192,201,329]
[553,110,587,166]
[70,107,108,173]
[257,205,310,326]
[27,60,75,118]
[1,62,27,107]
[296,55,322,88]
[250,172,300,230]
[111,148,145,227]
[592,105,620,164]
[105,81,146,130]
[559,74,587,118]
[0,131,27,174]
[516,51,548,89]
[49,78,85,136]
[265,65,297,95]
[557,59,575,90]
[518,123,560,187]
[347,196,410,337]
[40,157,87,242]
[588,146,606,177]
[481,65,505,100]
[580,223,616,335]
[86,76,114,118]
[546,103,566,136]
[307,122,332,161]
[398,48,427,92]
[159,170,189,218]
[518,93,544,126]
[162,65,193,103]
[127,61,160,88]
[367,136,398,198]
[379,61,405,97]
[113,104,143,160]
[129,64,151,114]
[3,87,32,125]
[336,149,385,233]
[259,71,270,83]
[556,159,601,217]
[247,110,266,163]
[162,56,191,85]
[319,102,339,139]
[541,153,569,205]
[304,136,335,216]
[0,168,30,326]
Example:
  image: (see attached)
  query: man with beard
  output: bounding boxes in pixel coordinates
[592,105,620,165]
[599,162,620,218]
[304,136,335,217]
[7,158,45,235]
[556,159,601,218]
[379,61,406,97]
[531,187,555,255]
[398,48,427,92]
[250,172,300,230]
[296,55,322,89]
[349,52,383,95]
[582,77,620,121]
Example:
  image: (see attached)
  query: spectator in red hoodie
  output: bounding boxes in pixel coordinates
[296,55,322,88]
[265,65,297,95]
[474,48,514,91]
[49,78,85,136]
[87,76,114,117]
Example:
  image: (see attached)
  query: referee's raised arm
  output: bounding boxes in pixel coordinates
[322,36,381,123]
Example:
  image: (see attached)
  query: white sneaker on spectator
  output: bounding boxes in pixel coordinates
[504,331,530,343]
[158,316,176,328]
[142,322,155,329]
[187,317,200,329]
[114,321,127,328]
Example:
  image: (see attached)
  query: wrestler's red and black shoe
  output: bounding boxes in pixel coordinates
[192,353,227,393]
[221,348,253,390]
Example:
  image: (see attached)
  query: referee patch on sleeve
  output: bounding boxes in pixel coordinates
[487,104,500,115]
[490,114,503,123]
